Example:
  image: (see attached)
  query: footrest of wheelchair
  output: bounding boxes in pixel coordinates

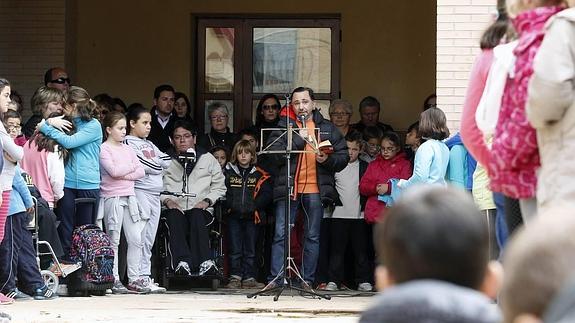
[50,262,82,277]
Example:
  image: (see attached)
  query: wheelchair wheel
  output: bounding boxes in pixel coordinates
[41,270,59,294]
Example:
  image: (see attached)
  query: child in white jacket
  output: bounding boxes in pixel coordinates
[124,105,171,293]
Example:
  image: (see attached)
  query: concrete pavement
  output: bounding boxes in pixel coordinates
[1,290,375,322]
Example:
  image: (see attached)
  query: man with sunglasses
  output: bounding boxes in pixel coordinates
[43,67,70,92]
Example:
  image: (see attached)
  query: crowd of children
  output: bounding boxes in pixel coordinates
[3,2,575,321]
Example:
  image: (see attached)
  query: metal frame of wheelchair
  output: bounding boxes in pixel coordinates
[152,201,225,291]
[28,196,81,295]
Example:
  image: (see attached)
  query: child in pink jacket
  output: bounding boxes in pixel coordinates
[359,132,412,224]
[489,0,564,222]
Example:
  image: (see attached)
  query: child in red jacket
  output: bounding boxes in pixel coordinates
[359,132,412,224]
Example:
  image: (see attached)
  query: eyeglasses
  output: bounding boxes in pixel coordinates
[6,125,21,133]
[173,133,195,141]
[381,146,397,153]
[210,115,228,121]
[330,112,351,117]
[50,77,70,85]
[262,104,279,111]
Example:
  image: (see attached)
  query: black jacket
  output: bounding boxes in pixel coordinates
[196,127,237,153]
[23,115,43,139]
[359,159,368,211]
[351,121,394,134]
[224,163,273,222]
[148,106,177,154]
[266,109,349,206]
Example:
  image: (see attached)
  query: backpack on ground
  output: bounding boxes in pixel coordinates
[69,224,114,285]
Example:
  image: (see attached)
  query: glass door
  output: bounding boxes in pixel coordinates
[196,16,340,134]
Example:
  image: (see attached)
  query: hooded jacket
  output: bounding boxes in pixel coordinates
[359,152,412,223]
[223,163,272,222]
[489,6,563,199]
[360,280,501,323]
[527,8,575,212]
[266,107,348,206]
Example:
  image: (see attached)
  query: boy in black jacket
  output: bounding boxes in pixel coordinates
[224,140,272,289]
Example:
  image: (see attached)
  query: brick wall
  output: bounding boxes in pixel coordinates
[0,0,66,119]
[436,0,495,133]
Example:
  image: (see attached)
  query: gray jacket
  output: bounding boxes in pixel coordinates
[359,280,501,323]
[527,8,575,213]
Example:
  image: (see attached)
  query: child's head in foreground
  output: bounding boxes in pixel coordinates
[374,186,500,298]
[501,208,575,323]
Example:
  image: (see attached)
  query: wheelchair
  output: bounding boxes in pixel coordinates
[151,200,225,291]
[28,196,81,295]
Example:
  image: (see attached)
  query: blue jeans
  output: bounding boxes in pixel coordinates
[493,192,509,257]
[228,216,258,279]
[56,188,100,259]
[0,212,44,294]
[269,193,323,283]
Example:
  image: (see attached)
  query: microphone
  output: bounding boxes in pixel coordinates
[178,148,196,162]
[298,113,316,147]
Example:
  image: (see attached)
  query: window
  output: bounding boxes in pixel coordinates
[195,16,340,133]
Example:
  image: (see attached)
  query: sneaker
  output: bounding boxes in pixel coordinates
[33,285,58,300]
[174,261,192,276]
[325,282,338,291]
[241,278,265,289]
[111,280,129,294]
[5,289,32,300]
[199,260,217,276]
[316,282,327,290]
[357,282,373,292]
[0,293,13,305]
[225,276,242,289]
[127,279,151,294]
[141,277,166,294]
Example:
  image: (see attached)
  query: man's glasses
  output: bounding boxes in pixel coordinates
[174,133,195,141]
[262,104,279,111]
[50,77,70,85]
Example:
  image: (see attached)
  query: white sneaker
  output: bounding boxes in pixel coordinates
[175,261,192,276]
[142,277,167,294]
[325,282,338,291]
[358,282,373,292]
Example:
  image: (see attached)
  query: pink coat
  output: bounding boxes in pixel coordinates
[460,49,493,167]
[489,6,563,199]
[359,152,412,223]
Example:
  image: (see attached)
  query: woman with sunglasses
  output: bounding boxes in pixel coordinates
[253,94,281,148]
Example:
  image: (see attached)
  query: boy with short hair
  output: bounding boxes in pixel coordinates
[360,186,501,323]
[323,132,370,292]
[500,208,575,323]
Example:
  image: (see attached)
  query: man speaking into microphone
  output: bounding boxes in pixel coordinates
[266,87,349,288]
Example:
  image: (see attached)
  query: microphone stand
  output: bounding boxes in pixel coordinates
[247,94,329,301]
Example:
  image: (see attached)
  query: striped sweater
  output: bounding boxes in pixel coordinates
[124,135,172,193]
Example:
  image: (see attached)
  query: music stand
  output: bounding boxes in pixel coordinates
[247,98,331,301]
